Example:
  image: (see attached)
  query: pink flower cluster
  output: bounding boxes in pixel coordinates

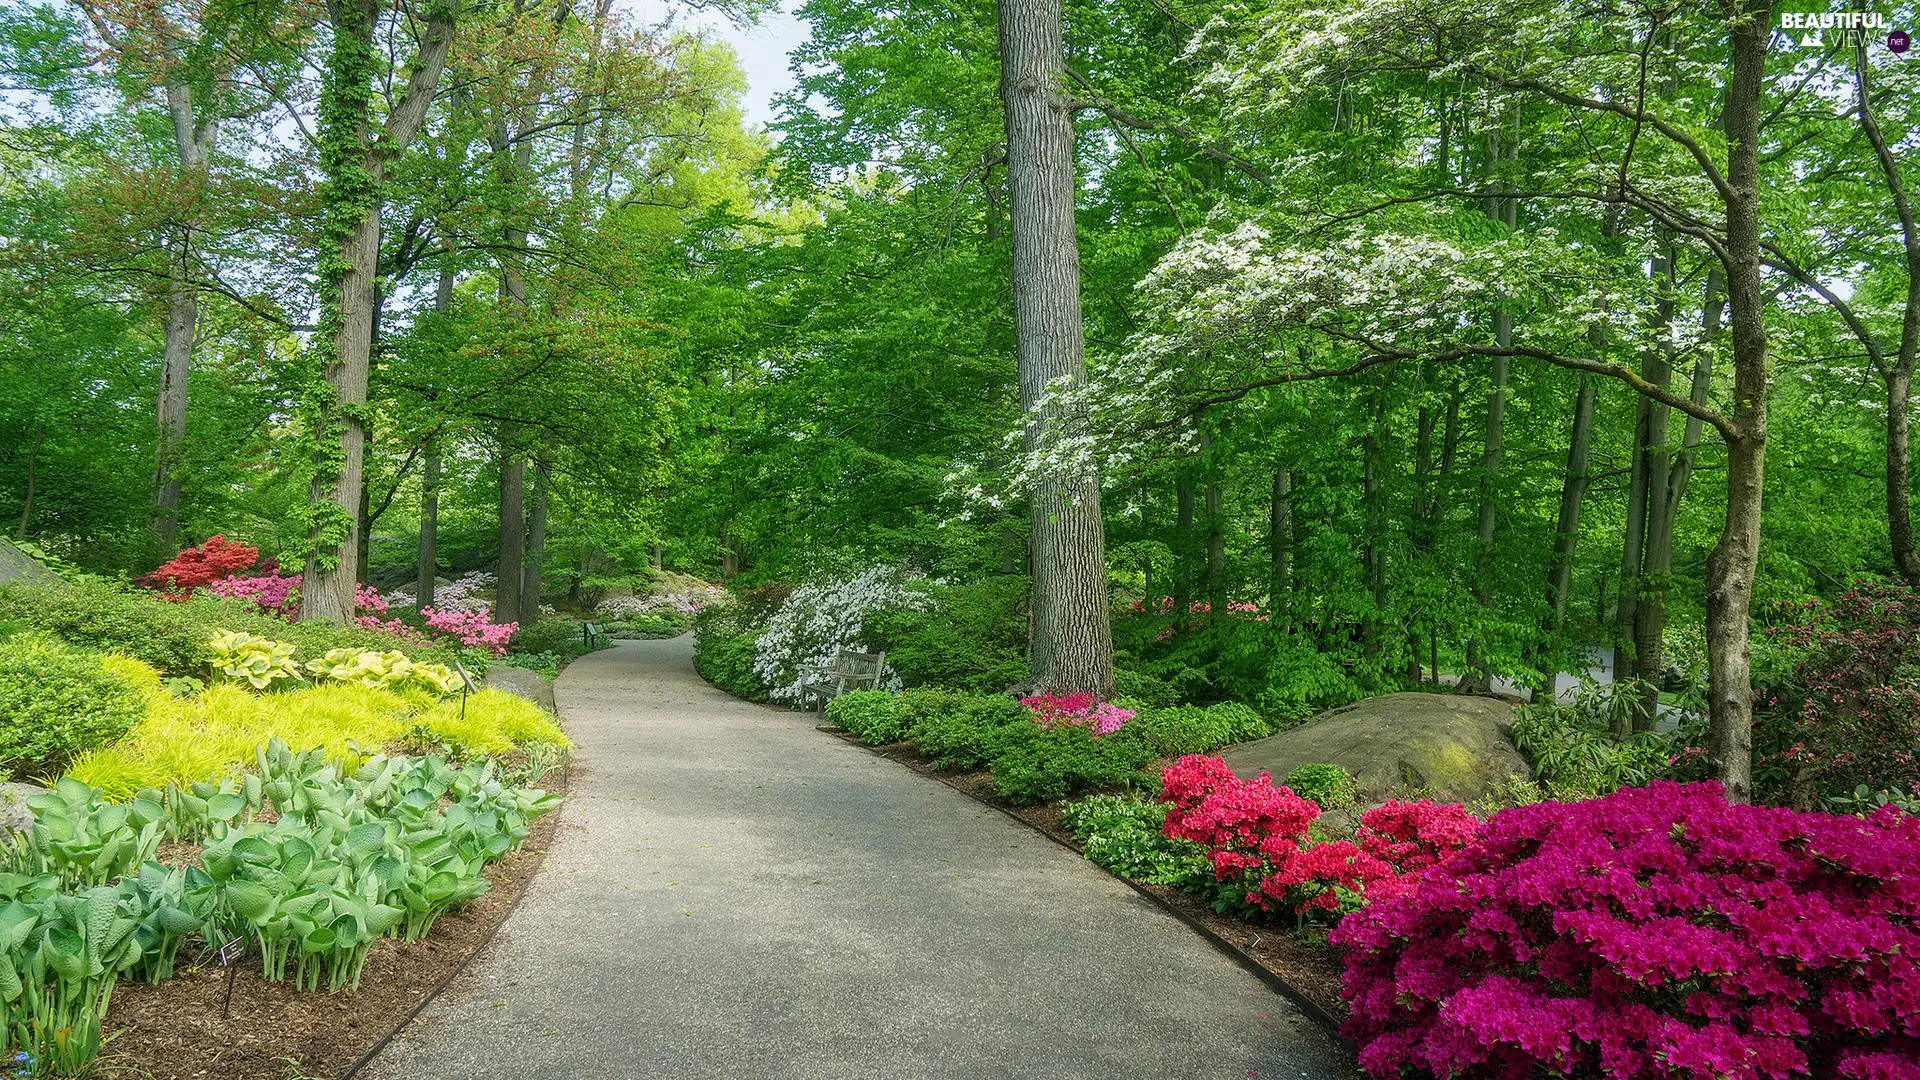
[420,605,517,656]
[1160,755,1476,915]
[207,572,302,617]
[1333,781,1920,1080]
[1019,692,1135,736]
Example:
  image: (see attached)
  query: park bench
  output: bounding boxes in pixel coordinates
[797,649,888,712]
[582,621,611,648]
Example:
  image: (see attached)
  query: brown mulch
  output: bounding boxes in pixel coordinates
[834,729,1350,1025]
[98,766,570,1080]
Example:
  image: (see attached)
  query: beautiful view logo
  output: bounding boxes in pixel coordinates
[1779,9,1907,50]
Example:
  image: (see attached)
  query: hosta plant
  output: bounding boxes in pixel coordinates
[305,648,462,694]
[18,779,165,889]
[205,630,301,689]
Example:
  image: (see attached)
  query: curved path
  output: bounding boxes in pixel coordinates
[361,637,1355,1080]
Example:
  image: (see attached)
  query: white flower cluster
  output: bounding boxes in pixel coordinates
[384,570,496,614]
[751,566,929,704]
[595,581,732,620]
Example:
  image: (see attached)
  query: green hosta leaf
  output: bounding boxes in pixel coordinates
[225,880,275,922]
[208,794,246,822]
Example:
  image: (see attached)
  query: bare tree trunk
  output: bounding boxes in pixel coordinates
[1632,239,1679,729]
[1704,0,1771,804]
[355,480,372,587]
[1172,477,1194,620]
[521,457,549,626]
[1270,467,1292,628]
[1363,378,1388,660]
[998,0,1114,695]
[1202,432,1225,619]
[1537,372,1596,701]
[1463,141,1515,691]
[417,442,439,609]
[152,78,214,551]
[497,442,525,623]
[15,423,41,540]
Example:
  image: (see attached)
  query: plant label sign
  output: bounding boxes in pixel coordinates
[216,938,246,967]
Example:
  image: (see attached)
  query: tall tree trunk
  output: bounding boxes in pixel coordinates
[497,442,525,623]
[521,458,549,626]
[1269,467,1292,629]
[1704,0,1772,804]
[997,0,1115,695]
[355,480,372,587]
[1363,379,1387,660]
[1172,477,1195,620]
[1202,431,1225,620]
[1463,139,1516,692]
[15,423,41,540]
[1537,372,1597,701]
[300,0,454,623]
[152,78,214,551]
[417,441,439,609]
[1632,238,1679,729]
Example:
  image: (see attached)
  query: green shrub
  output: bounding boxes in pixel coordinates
[694,631,764,701]
[1113,667,1182,709]
[0,580,463,678]
[499,651,560,679]
[609,615,682,639]
[1112,702,1275,758]
[1285,763,1356,809]
[988,724,1157,804]
[509,617,594,658]
[1061,794,1210,886]
[902,691,1027,769]
[863,578,1029,691]
[0,635,147,779]
[826,690,909,744]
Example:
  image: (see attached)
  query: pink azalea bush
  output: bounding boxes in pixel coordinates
[206,572,302,617]
[1159,755,1475,915]
[421,605,517,656]
[1333,780,1920,1080]
[1020,692,1135,735]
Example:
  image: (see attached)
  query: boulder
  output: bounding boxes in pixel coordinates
[483,665,555,712]
[0,538,58,587]
[1220,692,1529,807]
[0,783,47,835]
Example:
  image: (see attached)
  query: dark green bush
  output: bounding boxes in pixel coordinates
[1060,794,1210,886]
[510,617,595,658]
[902,691,1027,769]
[1110,702,1274,758]
[1285,763,1356,809]
[0,635,146,779]
[863,578,1029,691]
[694,631,764,701]
[988,724,1157,804]
[609,615,683,639]
[827,690,909,744]
[1113,667,1181,709]
[0,580,464,678]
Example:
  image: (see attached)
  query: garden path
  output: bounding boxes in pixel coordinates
[358,637,1356,1080]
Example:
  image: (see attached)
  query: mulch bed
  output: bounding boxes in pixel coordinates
[97,765,571,1080]
[839,731,1351,1028]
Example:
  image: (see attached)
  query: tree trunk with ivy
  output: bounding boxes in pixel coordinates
[299,0,456,623]
[997,0,1115,696]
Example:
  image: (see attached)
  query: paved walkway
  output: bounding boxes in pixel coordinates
[361,637,1355,1080]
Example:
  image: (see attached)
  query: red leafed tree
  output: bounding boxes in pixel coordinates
[137,534,259,599]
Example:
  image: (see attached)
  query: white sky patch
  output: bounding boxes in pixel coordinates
[621,0,809,129]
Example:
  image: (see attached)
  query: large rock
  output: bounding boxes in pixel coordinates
[484,665,556,712]
[0,538,57,586]
[1220,692,1529,806]
[0,783,47,835]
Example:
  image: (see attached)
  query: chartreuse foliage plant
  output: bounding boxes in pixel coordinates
[1335,781,1920,1080]
[0,635,146,780]
[305,647,463,694]
[64,658,567,799]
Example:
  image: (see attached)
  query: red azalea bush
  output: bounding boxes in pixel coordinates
[1160,755,1476,915]
[138,535,259,599]
[1758,579,1920,806]
[1333,780,1920,1080]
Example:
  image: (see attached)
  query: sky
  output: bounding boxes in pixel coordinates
[623,0,812,129]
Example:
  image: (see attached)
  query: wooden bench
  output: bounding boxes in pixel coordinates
[582,621,611,648]
[797,649,888,712]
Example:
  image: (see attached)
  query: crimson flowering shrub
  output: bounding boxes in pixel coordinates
[1757,579,1920,806]
[206,572,301,617]
[1020,692,1135,735]
[138,535,259,599]
[1159,755,1475,915]
[1334,781,1920,1080]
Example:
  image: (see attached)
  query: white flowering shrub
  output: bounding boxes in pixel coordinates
[597,580,731,620]
[384,570,496,614]
[752,567,930,704]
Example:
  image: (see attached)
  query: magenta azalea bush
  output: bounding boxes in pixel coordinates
[1020,692,1135,735]
[1333,781,1920,1080]
[421,605,517,656]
